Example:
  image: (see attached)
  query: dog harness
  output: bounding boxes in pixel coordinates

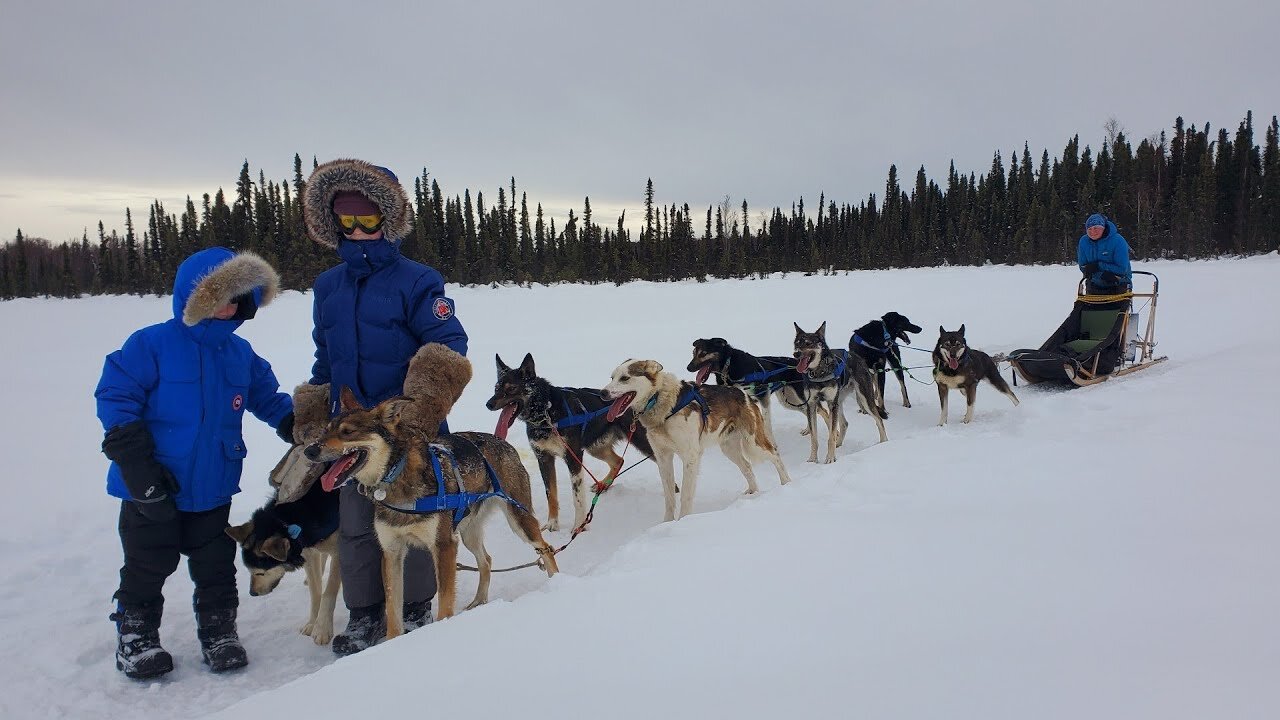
[852,322,894,354]
[805,348,849,382]
[640,383,710,428]
[373,439,528,524]
[553,389,612,430]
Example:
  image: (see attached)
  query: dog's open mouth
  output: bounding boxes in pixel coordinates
[320,448,367,492]
[796,353,812,374]
[605,392,636,422]
[694,363,713,384]
[493,401,522,440]
[945,355,960,370]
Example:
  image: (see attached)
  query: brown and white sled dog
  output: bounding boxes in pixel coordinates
[932,325,1020,425]
[486,352,654,532]
[601,359,791,522]
[226,475,342,645]
[307,387,559,637]
[793,322,888,463]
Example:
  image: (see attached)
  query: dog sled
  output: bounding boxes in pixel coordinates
[1005,270,1167,387]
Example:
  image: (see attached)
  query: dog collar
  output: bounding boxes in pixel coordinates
[286,524,302,540]
[642,394,659,413]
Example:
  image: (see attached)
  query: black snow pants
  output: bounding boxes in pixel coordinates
[115,501,238,613]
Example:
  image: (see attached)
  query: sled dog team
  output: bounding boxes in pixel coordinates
[95,158,1019,681]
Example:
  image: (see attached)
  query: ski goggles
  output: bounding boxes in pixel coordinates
[336,212,385,234]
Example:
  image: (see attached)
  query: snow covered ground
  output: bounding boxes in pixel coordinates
[1,256,1277,719]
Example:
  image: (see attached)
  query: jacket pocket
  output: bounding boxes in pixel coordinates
[219,436,248,497]
[151,363,200,455]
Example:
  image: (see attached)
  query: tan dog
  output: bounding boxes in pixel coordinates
[306,345,558,639]
[601,359,792,522]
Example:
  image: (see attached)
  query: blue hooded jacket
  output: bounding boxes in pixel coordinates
[1077,214,1133,288]
[310,238,468,413]
[96,248,293,512]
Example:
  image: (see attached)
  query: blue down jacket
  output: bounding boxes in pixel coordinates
[1077,218,1133,288]
[310,238,468,413]
[96,248,293,511]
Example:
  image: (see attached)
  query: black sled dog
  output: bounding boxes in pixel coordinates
[226,476,342,646]
[487,353,654,532]
[686,337,819,439]
[848,311,923,412]
[932,325,1020,425]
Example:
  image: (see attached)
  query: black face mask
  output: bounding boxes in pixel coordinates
[231,292,258,321]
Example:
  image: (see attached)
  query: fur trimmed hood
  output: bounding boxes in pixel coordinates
[303,158,414,249]
[177,249,280,326]
[401,343,473,436]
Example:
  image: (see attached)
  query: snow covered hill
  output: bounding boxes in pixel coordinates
[1,257,1276,720]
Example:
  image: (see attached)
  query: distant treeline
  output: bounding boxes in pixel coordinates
[2,112,1278,300]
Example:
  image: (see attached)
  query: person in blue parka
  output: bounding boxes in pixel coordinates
[95,248,294,680]
[1077,213,1133,295]
[291,158,468,656]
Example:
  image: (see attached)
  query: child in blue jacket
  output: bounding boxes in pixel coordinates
[95,248,294,679]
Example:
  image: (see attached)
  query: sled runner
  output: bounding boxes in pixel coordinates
[1005,270,1167,387]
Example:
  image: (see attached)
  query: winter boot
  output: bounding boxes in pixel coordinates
[196,607,248,672]
[331,603,386,657]
[111,605,174,680]
[403,600,433,632]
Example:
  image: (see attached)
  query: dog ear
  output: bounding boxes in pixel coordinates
[225,522,253,546]
[939,325,946,335]
[519,353,536,379]
[261,536,290,562]
[495,354,511,375]
[793,322,803,335]
[339,386,363,412]
[958,323,966,336]
[817,321,827,338]
[379,397,414,428]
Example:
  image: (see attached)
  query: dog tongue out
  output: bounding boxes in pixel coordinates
[796,354,810,373]
[947,357,960,370]
[320,453,358,492]
[494,404,518,441]
[695,364,711,384]
[605,393,634,423]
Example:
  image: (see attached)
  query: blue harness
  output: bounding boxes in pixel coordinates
[807,349,849,382]
[641,384,710,427]
[374,440,527,524]
[553,390,612,430]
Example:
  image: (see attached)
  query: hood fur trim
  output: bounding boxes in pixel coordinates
[182,252,280,326]
[292,382,332,444]
[303,158,414,249]
[401,344,472,437]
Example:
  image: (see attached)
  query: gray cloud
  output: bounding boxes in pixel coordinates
[2,0,1276,242]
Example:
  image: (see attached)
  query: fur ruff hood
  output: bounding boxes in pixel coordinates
[303,158,414,249]
[181,251,280,326]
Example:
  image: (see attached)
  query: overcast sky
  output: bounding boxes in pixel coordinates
[2,0,1276,243]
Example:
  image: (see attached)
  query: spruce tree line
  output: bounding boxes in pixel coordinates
[3,112,1278,300]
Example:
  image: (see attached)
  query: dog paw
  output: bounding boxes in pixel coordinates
[311,624,334,645]
[543,518,560,532]
[903,401,912,408]
[301,621,314,636]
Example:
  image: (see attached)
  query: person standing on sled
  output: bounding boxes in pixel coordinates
[292,158,468,656]
[1077,212,1133,296]
[96,248,295,679]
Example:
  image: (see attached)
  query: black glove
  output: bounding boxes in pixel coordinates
[1080,262,1100,276]
[275,412,296,444]
[1099,271,1121,285]
[102,421,179,522]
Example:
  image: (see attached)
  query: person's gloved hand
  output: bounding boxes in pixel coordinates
[1099,271,1122,285]
[275,412,296,444]
[102,421,179,522]
[1080,261,1100,276]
